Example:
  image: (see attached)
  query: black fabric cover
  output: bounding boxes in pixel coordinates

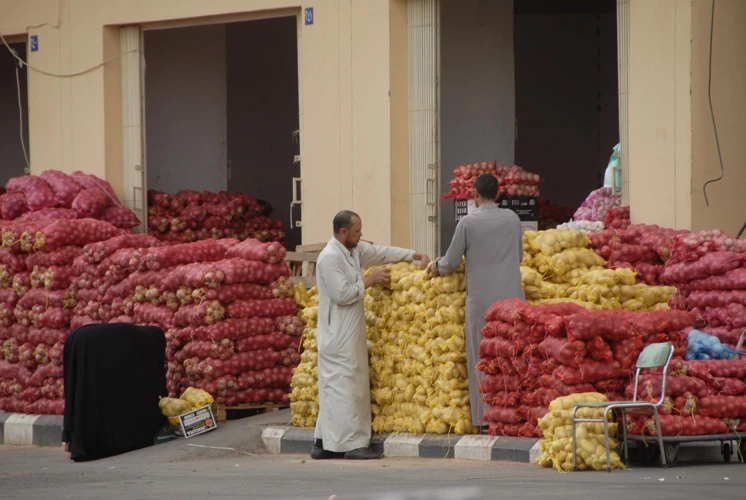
[62,322,167,461]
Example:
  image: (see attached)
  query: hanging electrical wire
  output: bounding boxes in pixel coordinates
[702,0,724,207]
[14,58,30,171]
[0,0,137,173]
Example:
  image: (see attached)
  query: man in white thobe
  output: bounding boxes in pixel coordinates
[428,174,525,429]
[312,210,430,460]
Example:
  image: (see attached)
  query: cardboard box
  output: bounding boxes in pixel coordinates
[168,405,218,439]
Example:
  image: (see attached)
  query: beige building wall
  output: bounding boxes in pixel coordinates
[627,0,692,230]
[690,0,746,236]
[0,0,407,247]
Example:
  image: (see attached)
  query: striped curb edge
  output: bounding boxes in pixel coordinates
[261,426,541,463]
[0,411,64,447]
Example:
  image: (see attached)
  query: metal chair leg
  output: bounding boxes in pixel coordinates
[571,408,578,471]
[653,409,667,468]
[621,408,629,464]
[604,410,612,472]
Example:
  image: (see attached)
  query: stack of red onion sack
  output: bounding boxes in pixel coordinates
[70,233,167,329]
[0,219,125,414]
[147,189,285,244]
[442,162,543,201]
[589,224,688,286]
[0,171,140,230]
[601,206,631,230]
[477,299,697,438]
[160,238,301,405]
[625,357,746,437]
[662,230,746,349]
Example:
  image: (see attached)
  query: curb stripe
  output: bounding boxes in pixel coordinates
[454,435,499,461]
[4,414,41,446]
[383,433,425,458]
[261,427,288,454]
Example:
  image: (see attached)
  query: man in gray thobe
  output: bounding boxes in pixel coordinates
[428,174,525,428]
[312,210,430,460]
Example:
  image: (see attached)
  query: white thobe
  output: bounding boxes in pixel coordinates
[313,237,415,452]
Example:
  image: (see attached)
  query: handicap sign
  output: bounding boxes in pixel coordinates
[30,35,38,52]
[305,7,314,26]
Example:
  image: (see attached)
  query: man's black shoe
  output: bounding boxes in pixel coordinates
[310,439,344,460]
[344,447,382,460]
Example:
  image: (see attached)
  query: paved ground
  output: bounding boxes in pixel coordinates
[0,445,743,500]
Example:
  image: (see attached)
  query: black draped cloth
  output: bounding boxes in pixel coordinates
[63,323,167,461]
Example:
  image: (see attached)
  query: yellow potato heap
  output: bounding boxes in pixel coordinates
[290,287,320,428]
[159,387,215,417]
[537,393,624,471]
[365,261,474,435]
[521,229,675,311]
[293,282,311,311]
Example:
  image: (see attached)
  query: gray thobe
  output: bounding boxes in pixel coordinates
[436,202,525,425]
[314,237,415,452]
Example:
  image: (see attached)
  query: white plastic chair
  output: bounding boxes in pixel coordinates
[571,341,675,472]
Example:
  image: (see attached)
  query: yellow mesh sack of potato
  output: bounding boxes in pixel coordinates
[290,287,321,428]
[528,229,592,256]
[159,396,193,417]
[533,249,607,278]
[180,387,214,408]
[537,393,624,471]
[366,260,474,435]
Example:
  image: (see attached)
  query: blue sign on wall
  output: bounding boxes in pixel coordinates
[30,35,39,52]
[305,7,314,26]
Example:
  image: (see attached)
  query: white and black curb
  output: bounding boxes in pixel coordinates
[0,411,63,447]
[261,426,541,463]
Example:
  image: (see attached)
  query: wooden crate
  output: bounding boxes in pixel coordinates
[287,240,374,288]
[286,251,318,278]
[214,403,289,423]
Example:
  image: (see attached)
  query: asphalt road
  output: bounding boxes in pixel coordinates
[0,445,744,500]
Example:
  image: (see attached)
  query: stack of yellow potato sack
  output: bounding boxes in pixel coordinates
[290,286,320,428]
[537,392,624,471]
[521,229,676,311]
[365,261,474,435]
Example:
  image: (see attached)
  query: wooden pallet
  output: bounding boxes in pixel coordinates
[214,403,289,423]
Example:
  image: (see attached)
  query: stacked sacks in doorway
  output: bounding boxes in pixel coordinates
[366,261,474,435]
[146,189,285,244]
[443,162,543,200]
[290,287,320,428]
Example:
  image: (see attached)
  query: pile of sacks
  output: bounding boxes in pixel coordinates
[366,261,473,435]
[147,189,285,244]
[521,229,676,311]
[0,219,126,414]
[537,392,623,471]
[1,171,140,229]
[478,299,696,437]
[290,287,320,428]
[289,261,474,435]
